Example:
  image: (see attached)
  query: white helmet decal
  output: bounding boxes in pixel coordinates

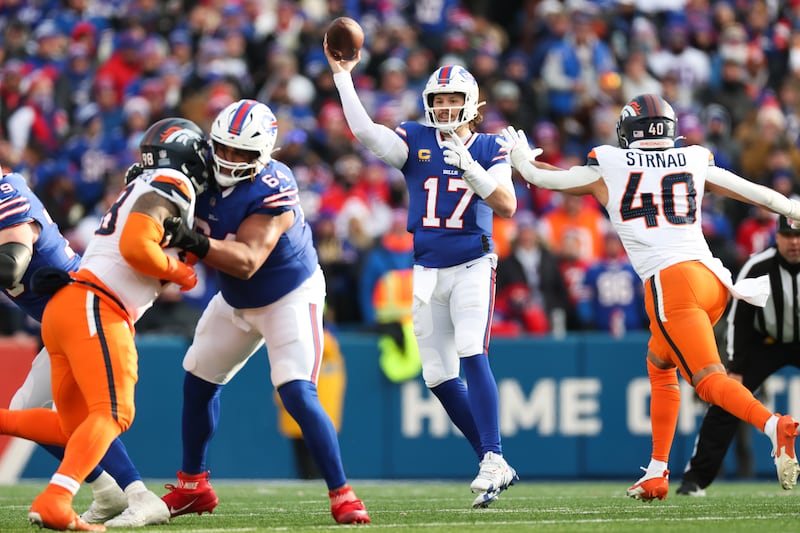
[422,65,484,132]
[210,99,278,188]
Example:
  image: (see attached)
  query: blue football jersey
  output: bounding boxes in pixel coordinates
[195,160,318,309]
[0,173,81,321]
[397,121,504,267]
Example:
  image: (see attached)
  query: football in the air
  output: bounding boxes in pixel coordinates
[325,17,364,61]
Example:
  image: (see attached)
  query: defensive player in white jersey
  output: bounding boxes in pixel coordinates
[159,100,370,524]
[326,44,518,506]
[500,93,800,501]
[0,171,171,528]
[0,117,209,530]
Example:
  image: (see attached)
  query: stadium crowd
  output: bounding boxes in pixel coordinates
[1,0,799,338]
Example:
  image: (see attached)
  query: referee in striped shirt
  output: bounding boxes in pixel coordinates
[678,215,800,495]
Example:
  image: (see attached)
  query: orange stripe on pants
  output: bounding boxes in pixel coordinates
[644,261,728,383]
[40,282,138,484]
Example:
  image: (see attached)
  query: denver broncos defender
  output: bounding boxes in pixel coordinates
[325,41,518,507]
[0,117,208,531]
[501,93,800,502]
[0,169,175,528]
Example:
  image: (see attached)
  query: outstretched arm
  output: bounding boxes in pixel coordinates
[706,166,800,220]
[325,42,408,168]
[165,211,293,280]
[498,127,605,200]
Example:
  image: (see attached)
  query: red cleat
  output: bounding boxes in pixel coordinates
[162,471,219,518]
[329,486,371,524]
[29,485,106,531]
[627,469,669,502]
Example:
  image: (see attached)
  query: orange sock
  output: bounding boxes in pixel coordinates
[694,372,771,430]
[0,408,68,446]
[57,412,124,483]
[647,359,680,462]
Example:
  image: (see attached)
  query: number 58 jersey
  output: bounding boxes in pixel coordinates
[590,144,715,281]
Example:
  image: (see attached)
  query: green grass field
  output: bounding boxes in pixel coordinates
[1,480,797,532]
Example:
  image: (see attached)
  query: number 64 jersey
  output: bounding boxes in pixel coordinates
[590,144,717,282]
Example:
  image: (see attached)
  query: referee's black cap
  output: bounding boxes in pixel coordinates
[777,215,800,235]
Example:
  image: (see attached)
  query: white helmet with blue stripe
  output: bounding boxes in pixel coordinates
[210,99,278,187]
[422,65,483,132]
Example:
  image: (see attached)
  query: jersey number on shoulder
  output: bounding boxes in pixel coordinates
[422,177,474,229]
[95,183,135,236]
[620,172,696,227]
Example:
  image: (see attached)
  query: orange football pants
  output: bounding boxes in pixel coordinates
[644,261,728,383]
[38,273,138,484]
[644,261,771,461]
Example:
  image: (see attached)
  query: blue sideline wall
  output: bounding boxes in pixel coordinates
[19,332,800,481]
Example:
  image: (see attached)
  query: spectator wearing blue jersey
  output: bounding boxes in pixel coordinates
[326,42,518,508]
[577,231,647,335]
[160,99,370,525]
[0,171,170,527]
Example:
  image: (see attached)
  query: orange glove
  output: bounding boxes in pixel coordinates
[165,255,197,291]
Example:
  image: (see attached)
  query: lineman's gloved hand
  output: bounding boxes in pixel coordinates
[163,216,210,259]
[124,163,144,184]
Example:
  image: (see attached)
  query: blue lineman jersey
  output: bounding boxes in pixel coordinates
[397,121,503,268]
[195,159,318,309]
[0,173,81,321]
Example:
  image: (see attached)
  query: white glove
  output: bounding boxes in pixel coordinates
[497,126,543,169]
[442,134,478,173]
[442,133,497,199]
[792,218,800,230]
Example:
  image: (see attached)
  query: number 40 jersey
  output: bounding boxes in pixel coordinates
[590,144,716,282]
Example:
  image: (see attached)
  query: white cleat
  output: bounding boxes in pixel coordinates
[772,414,800,490]
[104,490,170,527]
[470,451,518,508]
[80,483,128,524]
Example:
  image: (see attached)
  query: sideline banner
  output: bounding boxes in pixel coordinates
[0,336,39,484]
[17,332,800,481]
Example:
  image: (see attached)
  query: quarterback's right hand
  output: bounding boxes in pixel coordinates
[165,255,197,292]
[498,127,543,169]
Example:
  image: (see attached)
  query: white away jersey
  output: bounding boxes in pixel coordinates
[590,144,715,281]
[81,167,196,321]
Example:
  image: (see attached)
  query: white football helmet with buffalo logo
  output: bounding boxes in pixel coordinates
[210,99,279,187]
[422,65,484,132]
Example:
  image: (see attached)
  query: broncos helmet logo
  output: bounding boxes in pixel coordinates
[159,126,203,146]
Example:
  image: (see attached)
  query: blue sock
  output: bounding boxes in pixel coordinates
[278,380,346,490]
[41,444,105,483]
[182,372,223,474]
[462,354,501,456]
[431,377,482,458]
[98,438,141,489]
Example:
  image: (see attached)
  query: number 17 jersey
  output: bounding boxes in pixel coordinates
[398,121,503,268]
[590,144,715,281]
